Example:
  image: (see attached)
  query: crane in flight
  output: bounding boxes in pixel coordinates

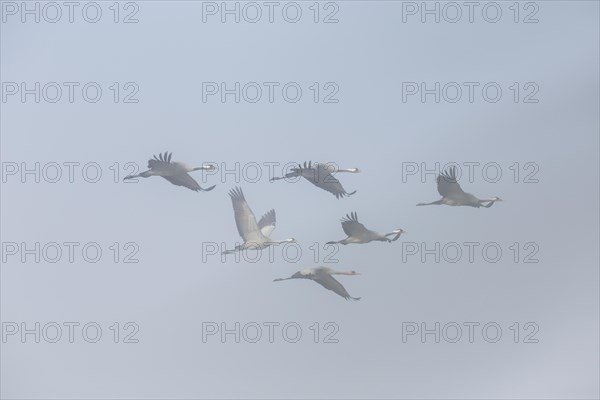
[274,267,361,301]
[223,186,296,254]
[417,166,502,208]
[271,161,359,199]
[123,151,216,192]
[326,212,405,245]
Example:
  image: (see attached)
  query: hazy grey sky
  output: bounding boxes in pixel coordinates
[1,1,599,399]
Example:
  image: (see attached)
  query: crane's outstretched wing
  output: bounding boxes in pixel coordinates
[302,162,357,199]
[258,209,276,238]
[162,173,215,192]
[229,187,263,242]
[313,274,360,301]
[437,166,465,197]
[340,212,368,237]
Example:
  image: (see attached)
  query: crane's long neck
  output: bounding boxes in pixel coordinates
[192,165,214,171]
[270,171,299,181]
[273,277,294,282]
[385,230,403,241]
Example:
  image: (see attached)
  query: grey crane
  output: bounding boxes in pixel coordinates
[274,266,361,301]
[223,186,296,254]
[123,151,216,192]
[417,166,502,208]
[326,212,405,245]
[271,161,359,199]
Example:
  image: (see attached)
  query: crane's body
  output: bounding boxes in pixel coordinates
[271,161,359,199]
[223,187,295,254]
[327,212,404,245]
[124,152,216,192]
[274,266,361,301]
[417,167,501,208]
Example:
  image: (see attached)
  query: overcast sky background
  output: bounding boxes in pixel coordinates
[1,1,599,399]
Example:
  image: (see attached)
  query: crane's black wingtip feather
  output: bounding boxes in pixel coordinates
[228,186,244,199]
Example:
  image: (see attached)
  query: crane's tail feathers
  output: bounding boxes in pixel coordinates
[346,190,357,197]
[199,185,216,192]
